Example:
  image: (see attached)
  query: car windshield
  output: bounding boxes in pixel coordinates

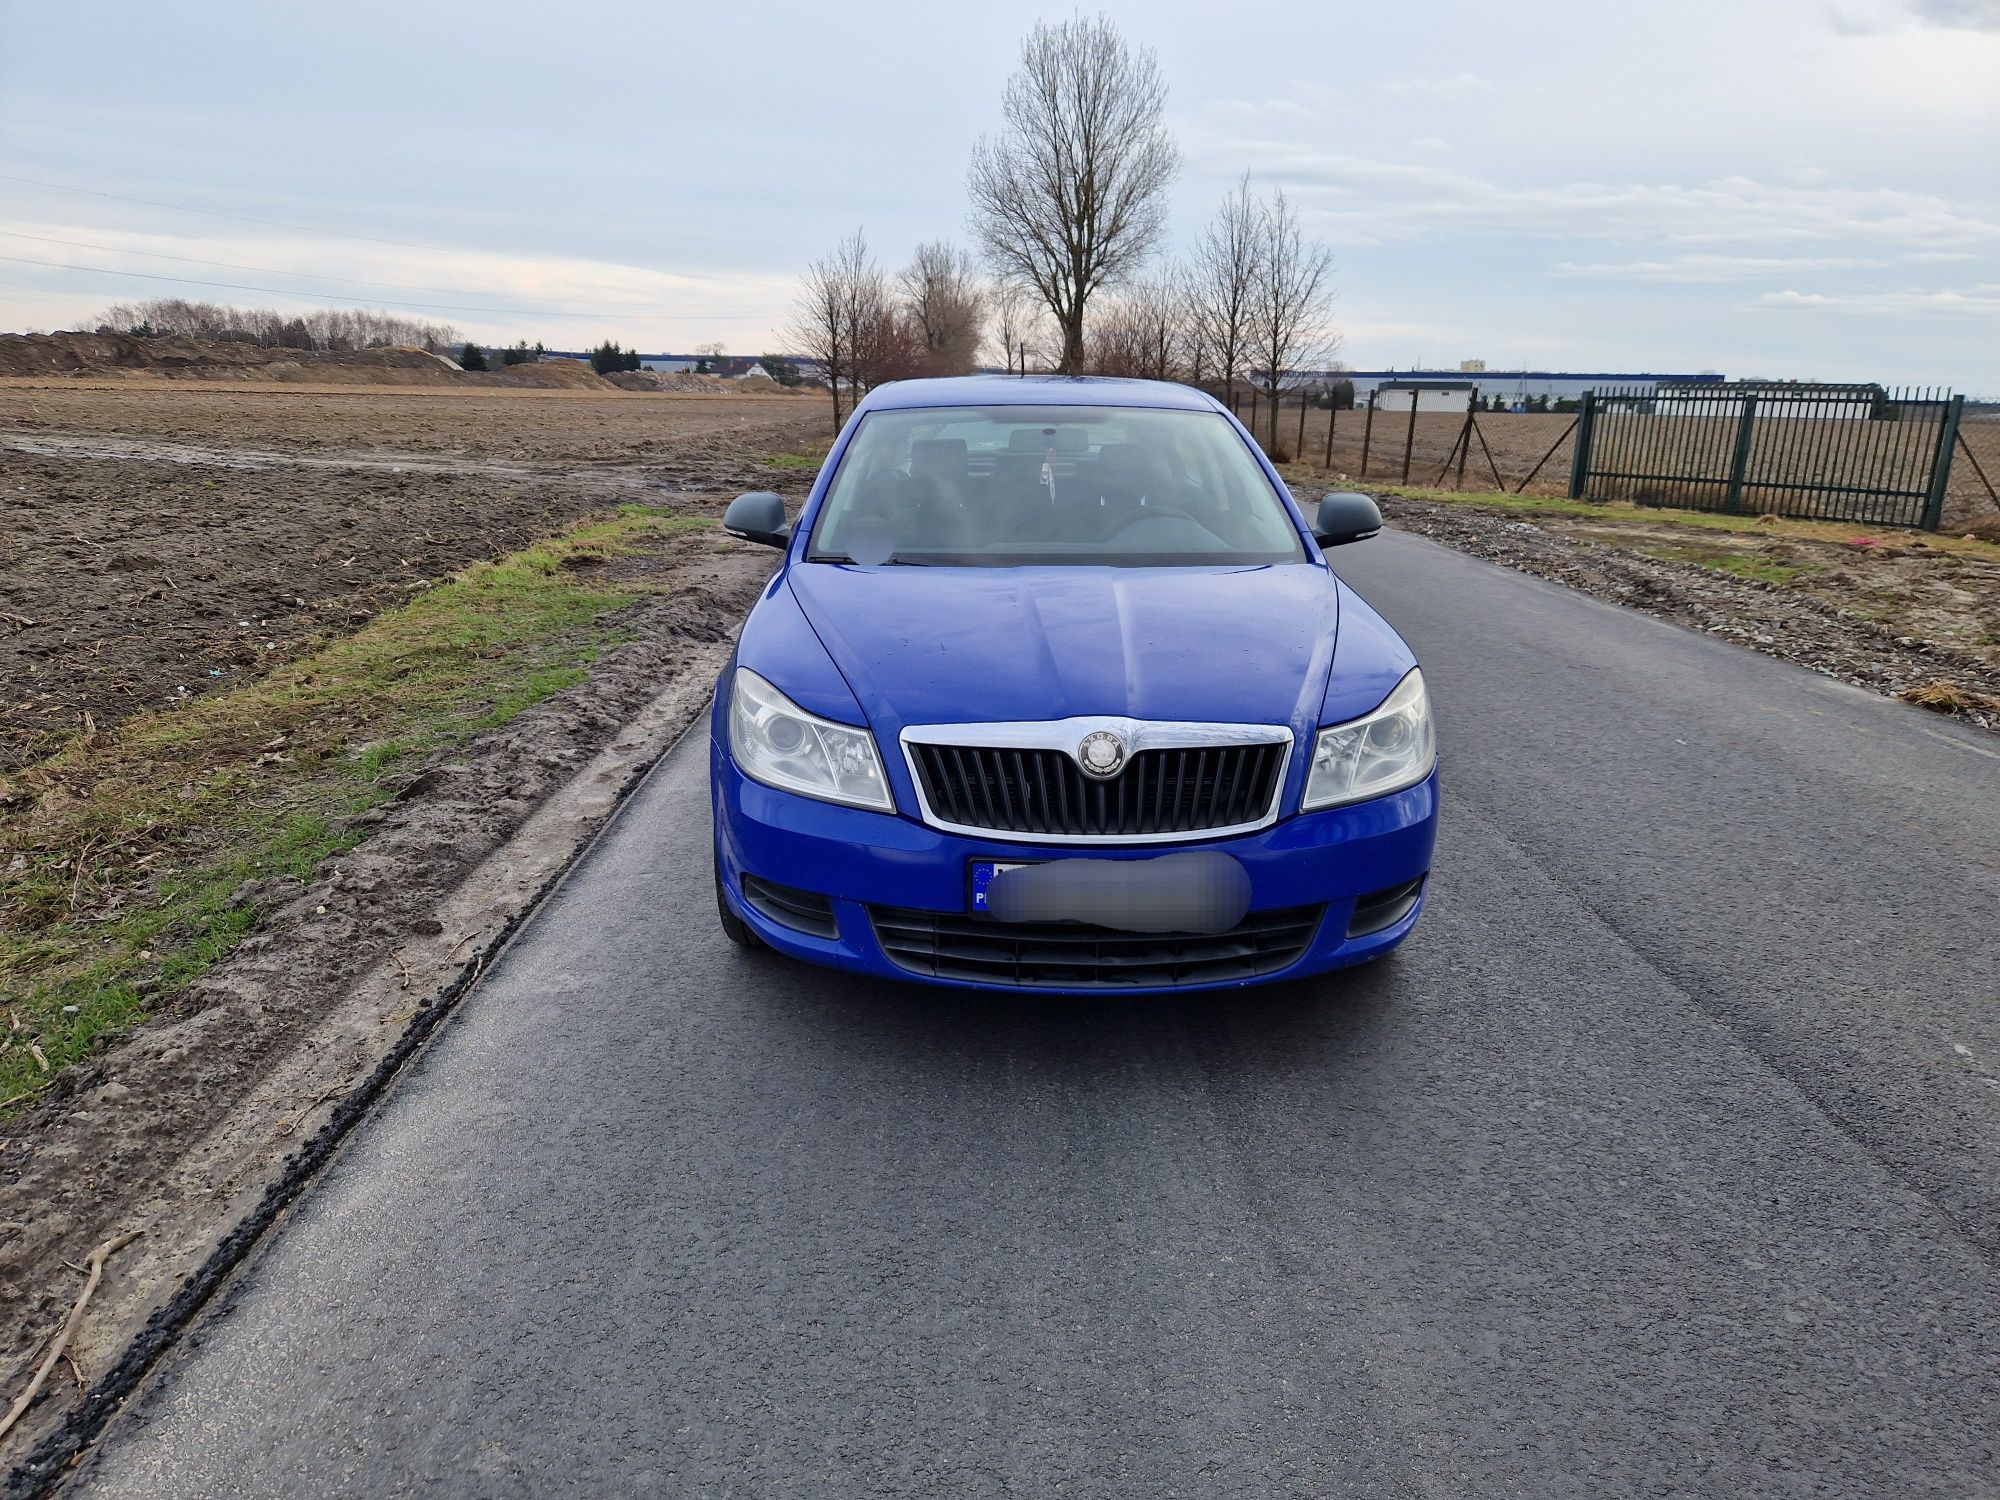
[807,404,1308,567]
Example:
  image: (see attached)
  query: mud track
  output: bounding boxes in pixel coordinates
[0,386,830,767]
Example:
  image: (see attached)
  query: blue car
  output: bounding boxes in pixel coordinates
[710,375,1437,993]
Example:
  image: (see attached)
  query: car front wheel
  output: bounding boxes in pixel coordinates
[714,849,761,948]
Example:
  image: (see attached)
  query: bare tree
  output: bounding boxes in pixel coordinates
[1186,173,1261,402]
[840,243,911,401]
[1248,187,1338,450]
[93,298,457,353]
[988,280,1030,374]
[1087,279,1179,381]
[1084,294,1145,378]
[1167,263,1211,386]
[899,241,986,375]
[988,280,1058,374]
[967,14,1179,373]
[788,230,883,425]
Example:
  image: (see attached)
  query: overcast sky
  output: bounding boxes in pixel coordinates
[2,0,1995,387]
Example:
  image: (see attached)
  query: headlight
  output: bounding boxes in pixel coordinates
[729,668,895,812]
[1301,668,1435,811]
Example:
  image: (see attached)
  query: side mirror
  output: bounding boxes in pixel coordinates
[1313,491,1382,547]
[723,491,790,548]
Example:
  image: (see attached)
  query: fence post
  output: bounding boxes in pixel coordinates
[1248,386,1259,434]
[1921,394,1965,531]
[1723,391,1760,512]
[1324,401,1336,469]
[1566,391,1598,498]
[1360,396,1376,477]
[1456,389,1476,490]
[1399,395,1419,484]
[1296,392,1307,456]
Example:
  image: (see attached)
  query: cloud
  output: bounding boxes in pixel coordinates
[1383,72,1495,96]
[1411,137,1452,154]
[1188,143,2000,251]
[1552,254,1891,282]
[1758,285,2000,315]
[1826,0,2000,31]
[1906,0,2000,28]
[0,217,797,348]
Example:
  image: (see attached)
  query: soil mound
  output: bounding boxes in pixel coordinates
[0,332,469,385]
[481,360,614,391]
[603,370,667,391]
[600,369,780,395]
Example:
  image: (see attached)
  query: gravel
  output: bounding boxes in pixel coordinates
[1369,492,2000,734]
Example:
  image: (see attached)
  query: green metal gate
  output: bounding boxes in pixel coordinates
[1568,383,1963,529]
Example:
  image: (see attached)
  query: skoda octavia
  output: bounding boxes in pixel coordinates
[710,376,1437,993]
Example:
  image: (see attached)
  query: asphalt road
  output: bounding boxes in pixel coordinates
[72,532,2000,1497]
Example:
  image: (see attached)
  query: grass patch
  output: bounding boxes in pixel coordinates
[1639,544,1809,585]
[0,509,714,1114]
[762,440,833,473]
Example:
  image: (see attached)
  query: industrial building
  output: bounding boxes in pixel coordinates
[1300,368,1726,409]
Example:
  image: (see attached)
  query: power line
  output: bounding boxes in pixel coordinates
[0,229,762,316]
[0,253,749,322]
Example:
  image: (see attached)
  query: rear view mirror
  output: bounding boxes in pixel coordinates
[1313,491,1382,547]
[723,491,790,548]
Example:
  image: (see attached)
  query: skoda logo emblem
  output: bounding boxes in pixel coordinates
[1077,730,1127,779]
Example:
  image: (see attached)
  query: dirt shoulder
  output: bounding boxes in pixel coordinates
[1,518,778,1476]
[0,382,832,1471]
[1347,486,2000,732]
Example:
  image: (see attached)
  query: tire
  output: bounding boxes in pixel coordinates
[715,848,761,948]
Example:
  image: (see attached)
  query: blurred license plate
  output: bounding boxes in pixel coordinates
[969,860,1035,913]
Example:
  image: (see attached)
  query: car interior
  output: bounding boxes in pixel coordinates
[832,421,1279,554]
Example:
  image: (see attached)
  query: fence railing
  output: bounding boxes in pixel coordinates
[1567,385,1963,529]
[1220,381,1989,532]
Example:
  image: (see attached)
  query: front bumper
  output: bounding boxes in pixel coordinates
[712,737,1437,996]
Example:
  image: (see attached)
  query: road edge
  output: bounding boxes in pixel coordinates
[3,661,730,1500]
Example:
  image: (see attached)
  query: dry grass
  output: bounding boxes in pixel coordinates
[1899,680,2000,718]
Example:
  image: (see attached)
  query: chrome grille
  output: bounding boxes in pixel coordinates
[907,740,1286,839]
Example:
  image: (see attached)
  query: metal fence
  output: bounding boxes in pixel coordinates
[1567,384,1964,529]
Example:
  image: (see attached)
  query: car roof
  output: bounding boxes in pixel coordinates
[855,374,1226,414]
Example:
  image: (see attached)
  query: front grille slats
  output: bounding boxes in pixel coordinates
[910,738,1285,839]
[870,903,1323,988]
[740,876,839,939]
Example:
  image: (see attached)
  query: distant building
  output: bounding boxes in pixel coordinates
[1371,380,1477,414]
[542,351,821,380]
[1294,369,1726,408]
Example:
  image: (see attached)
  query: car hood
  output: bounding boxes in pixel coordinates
[785,562,1339,739]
